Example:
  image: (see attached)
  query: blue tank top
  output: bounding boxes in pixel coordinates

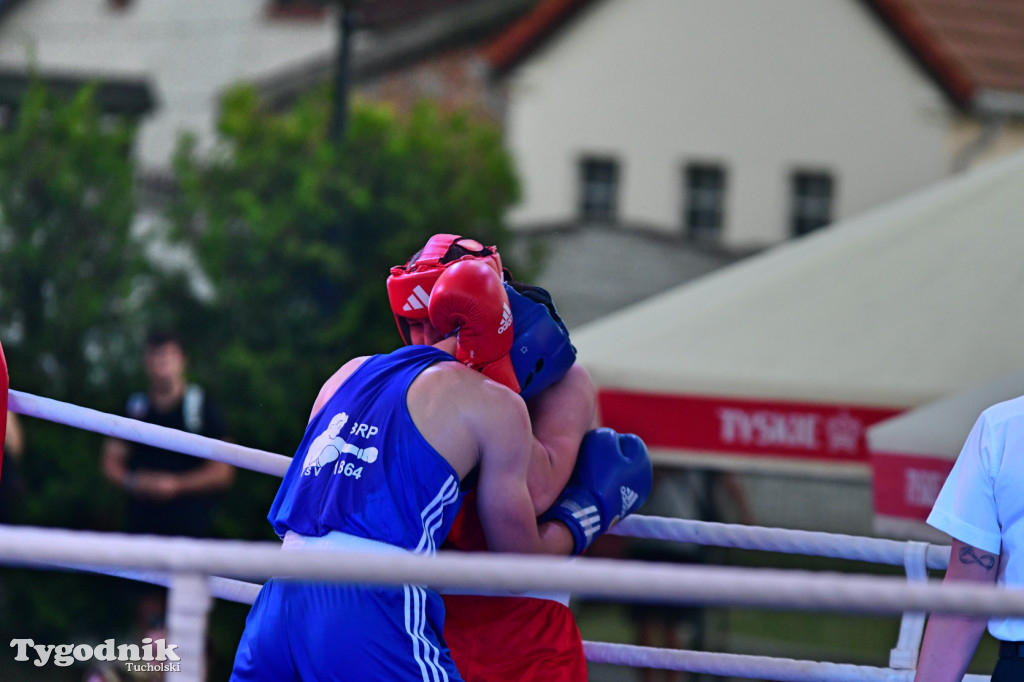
[268,346,467,554]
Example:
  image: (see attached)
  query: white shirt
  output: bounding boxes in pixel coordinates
[928,394,1024,640]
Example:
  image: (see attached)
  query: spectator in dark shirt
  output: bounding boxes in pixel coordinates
[101,329,234,537]
[101,330,235,636]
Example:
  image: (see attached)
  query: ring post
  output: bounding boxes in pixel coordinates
[889,540,930,669]
[166,572,212,682]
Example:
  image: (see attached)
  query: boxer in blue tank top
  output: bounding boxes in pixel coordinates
[270,345,466,551]
[232,346,469,682]
[231,244,650,682]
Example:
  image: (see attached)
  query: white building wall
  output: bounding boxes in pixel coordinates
[503,0,952,248]
[0,0,336,172]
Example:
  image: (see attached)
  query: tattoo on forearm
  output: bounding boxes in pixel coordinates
[959,546,996,570]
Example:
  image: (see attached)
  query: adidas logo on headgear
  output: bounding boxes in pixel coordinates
[620,486,639,516]
[498,302,512,334]
[403,285,431,312]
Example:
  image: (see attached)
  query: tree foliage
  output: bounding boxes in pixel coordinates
[164,86,522,536]
[0,79,154,663]
[0,79,145,407]
[0,78,523,677]
[0,78,154,532]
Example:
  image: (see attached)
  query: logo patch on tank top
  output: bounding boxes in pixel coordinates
[302,412,380,477]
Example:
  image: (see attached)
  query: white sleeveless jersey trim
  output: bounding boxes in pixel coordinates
[415,475,460,556]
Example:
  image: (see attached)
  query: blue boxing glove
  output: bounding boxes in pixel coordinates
[541,428,653,555]
[504,281,576,401]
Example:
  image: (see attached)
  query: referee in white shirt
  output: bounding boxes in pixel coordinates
[914,395,1024,681]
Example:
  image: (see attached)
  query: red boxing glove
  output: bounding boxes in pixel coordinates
[0,339,7,483]
[429,259,521,392]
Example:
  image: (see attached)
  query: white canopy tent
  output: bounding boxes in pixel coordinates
[868,369,1024,540]
[572,149,1024,500]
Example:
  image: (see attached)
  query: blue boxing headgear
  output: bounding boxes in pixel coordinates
[504,280,577,400]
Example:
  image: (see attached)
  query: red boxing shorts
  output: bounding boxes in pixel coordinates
[443,594,587,682]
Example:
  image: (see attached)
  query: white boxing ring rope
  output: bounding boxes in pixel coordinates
[4,390,996,681]
[8,390,290,477]
[612,515,951,570]
[1,528,1001,682]
[6,389,952,570]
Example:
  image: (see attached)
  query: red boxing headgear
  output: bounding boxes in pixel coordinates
[387,234,503,345]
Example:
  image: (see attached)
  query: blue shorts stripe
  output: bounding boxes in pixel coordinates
[405,584,450,682]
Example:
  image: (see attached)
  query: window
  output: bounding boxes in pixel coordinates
[578,157,619,223]
[683,163,726,241]
[791,171,835,236]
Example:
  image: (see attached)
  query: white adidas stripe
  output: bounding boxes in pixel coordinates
[421,587,449,682]
[405,585,429,681]
[572,506,602,538]
[572,505,599,520]
[421,484,458,555]
[498,302,513,333]
[402,285,431,312]
[405,585,449,682]
[414,476,459,555]
[621,486,639,514]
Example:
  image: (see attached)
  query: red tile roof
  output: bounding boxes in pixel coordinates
[867,0,1024,107]
[484,0,1024,109]
[483,0,592,74]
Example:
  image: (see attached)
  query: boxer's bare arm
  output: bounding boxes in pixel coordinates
[471,381,574,556]
[316,338,574,554]
[525,363,597,515]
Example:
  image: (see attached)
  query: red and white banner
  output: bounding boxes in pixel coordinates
[871,451,953,521]
[597,389,902,464]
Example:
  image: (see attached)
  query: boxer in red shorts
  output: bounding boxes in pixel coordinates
[388,235,652,681]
